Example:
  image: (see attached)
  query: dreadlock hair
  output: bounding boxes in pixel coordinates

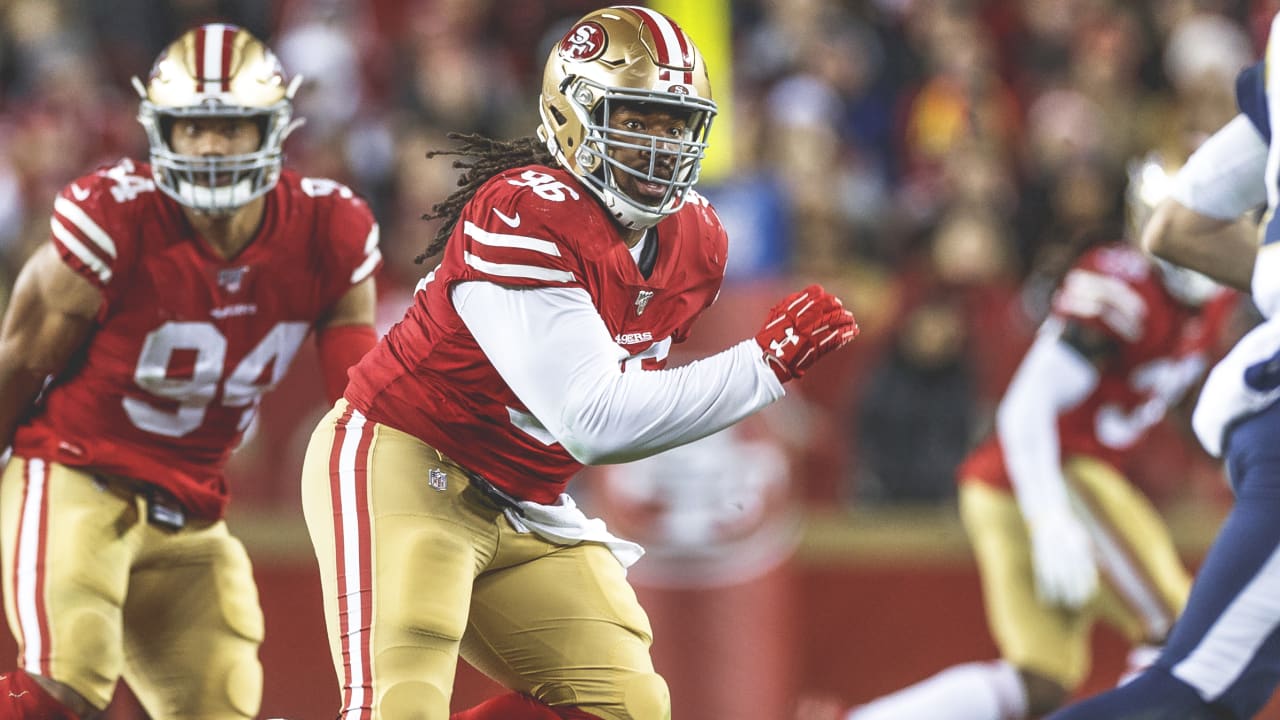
[415,132,555,263]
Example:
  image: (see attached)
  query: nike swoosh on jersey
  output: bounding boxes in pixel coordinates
[70,183,90,201]
[492,207,521,228]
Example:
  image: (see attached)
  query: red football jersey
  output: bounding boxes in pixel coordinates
[346,164,728,503]
[14,159,381,519]
[959,243,1236,491]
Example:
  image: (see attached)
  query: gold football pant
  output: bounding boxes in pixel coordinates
[0,457,264,718]
[960,455,1191,689]
[301,401,669,720]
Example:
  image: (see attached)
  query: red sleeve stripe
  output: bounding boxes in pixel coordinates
[50,219,112,285]
[349,225,382,285]
[464,252,576,283]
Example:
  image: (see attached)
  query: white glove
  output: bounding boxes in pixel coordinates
[1026,505,1097,609]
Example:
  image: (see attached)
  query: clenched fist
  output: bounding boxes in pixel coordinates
[755,284,858,383]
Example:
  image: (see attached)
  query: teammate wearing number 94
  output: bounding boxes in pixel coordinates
[0,24,380,719]
[298,6,856,720]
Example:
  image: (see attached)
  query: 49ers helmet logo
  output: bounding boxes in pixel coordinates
[559,21,607,61]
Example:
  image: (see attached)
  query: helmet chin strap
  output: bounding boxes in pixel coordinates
[603,190,662,230]
[175,178,255,215]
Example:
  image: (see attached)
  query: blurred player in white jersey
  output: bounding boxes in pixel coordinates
[1050,13,1280,720]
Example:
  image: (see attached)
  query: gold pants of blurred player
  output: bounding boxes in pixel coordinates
[301,401,669,720]
[960,455,1191,689]
[0,457,264,718]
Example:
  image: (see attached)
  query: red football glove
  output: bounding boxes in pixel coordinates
[754,284,859,383]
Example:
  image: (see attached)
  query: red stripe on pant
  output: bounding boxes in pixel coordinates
[329,408,376,719]
[14,459,52,676]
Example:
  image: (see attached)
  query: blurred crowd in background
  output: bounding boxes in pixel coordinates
[0,0,1268,515]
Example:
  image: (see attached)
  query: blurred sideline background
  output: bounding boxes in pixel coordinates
[0,0,1275,717]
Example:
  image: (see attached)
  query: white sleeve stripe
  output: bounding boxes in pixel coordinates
[463,221,561,256]
[1056,270,1146,342]
[464,251,575,283]
[54,196,117,259]
[363,224,380,254]
[51,219,112,284]
[350,248,382,284]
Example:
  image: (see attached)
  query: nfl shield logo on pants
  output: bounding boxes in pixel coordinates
[428,468,448,492]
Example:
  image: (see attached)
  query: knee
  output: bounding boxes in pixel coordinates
[58,608,124,708]
[545,671,669,720]
[379,680,450,719]
[220,657,263,718]
[613,672,670,720]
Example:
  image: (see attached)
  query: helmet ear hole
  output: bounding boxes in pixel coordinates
[252,115,270,149]
[159,117,176,147]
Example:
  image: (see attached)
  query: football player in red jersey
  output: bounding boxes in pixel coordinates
[298,6,857,720]
[0,24,380,719]
[803,158,1239,720]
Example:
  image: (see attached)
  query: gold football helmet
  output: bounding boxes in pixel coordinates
[538,6,717,229]
[132,24,302,214]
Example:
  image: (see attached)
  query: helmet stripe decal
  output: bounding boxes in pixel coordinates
[194,27,206,92]
[218,28,235,92]
[624,6,695,84]
[200,24,227,92]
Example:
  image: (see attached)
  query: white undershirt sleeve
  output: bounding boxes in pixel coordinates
[996,328,1100,520]
[1169,114,1267,220]
[452,281,785,465]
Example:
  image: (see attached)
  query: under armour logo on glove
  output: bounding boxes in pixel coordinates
[769,327,800,357]
[754,284,859,383]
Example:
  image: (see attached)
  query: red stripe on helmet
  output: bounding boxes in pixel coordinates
[194,27,207,92]
[622,5,691,68]
[669,16,692,66]
[219,28,234,92]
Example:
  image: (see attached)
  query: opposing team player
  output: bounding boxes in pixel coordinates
[813,157,1237,720]
[1049,13,1280,720]
[298,6,857,720]
[0,24,380,719]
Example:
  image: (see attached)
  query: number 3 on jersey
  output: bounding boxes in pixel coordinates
[124,321,309,437]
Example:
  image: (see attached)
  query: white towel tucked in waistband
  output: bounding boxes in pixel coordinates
[503,493,645,569]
